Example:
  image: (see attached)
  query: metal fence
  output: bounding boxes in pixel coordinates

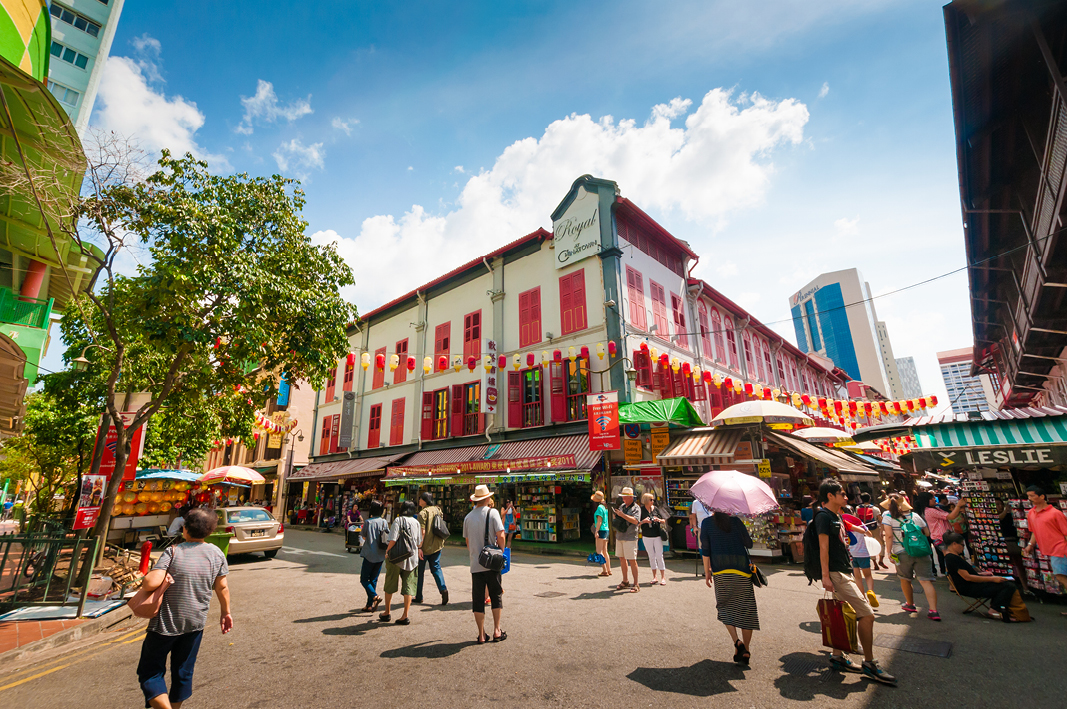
[0,532,101,618]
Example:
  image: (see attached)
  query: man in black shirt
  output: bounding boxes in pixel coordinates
[943,533,1028,622]
[817,479,896,686]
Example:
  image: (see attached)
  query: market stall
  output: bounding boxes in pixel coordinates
[108,469,201,545]
[285,454,403,524]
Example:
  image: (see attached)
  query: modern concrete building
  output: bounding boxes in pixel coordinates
[895,356,923,399]
[788,268,902,398]
[937,347,990,415]
[46,0,124,135]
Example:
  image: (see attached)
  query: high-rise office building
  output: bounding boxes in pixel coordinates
[937,348,989,415]
[46,0,125,136]
[789,268,903,398]
[895,356,923,399]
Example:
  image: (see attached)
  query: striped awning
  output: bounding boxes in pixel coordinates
[765,430,878,476]
[289,454,406,482]
[913,417,1067,449]
[654,429,742,466]
[385,434,602,482]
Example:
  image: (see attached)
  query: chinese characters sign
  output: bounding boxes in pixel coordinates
[483,338,499,415]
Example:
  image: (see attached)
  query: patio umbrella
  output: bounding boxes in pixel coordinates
[710,400,813,428]
[689,469,779,516]
[200,466,266,485]
[793,427,856,447]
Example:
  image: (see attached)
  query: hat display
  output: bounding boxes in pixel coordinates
[620,487,634,497]
[590,491,605,502]
[470,484,495,502]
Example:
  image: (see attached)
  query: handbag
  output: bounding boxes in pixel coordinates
[431,509,450,540]
[387,520,415,564]
[127,547,177,619]
[612,505,631,534]
[750,562,768,588]
[375,520,389,550]
[817,594,859,653]
[477,510,506,572]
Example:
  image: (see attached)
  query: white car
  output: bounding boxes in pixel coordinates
[215,506,284,558]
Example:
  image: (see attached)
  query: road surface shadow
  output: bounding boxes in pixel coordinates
[571,589,625,601]
[294,612,358,623]
[380,639,477,658]
[417,602,472,612]
[627,659,746,696]
[774,651,873,701]
[321,620,382,637]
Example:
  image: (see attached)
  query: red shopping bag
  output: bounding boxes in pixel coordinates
[817,595,859,653]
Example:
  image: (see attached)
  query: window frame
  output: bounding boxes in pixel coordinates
[434,323,450,368]
[518,287,542,348]
[725,318,739,369]
[671,293,688,349]
[367,404,382,449]
[711,309,725,362]
[559,269,588,336]
[372,346,386,389]
[431,387,449,439]
[394,339,409,384]
[520,367,543,428]
[388,397,405,446]
[625,266,647,330]
[463,311,482,360]
[563,357,590,421]
[649,280,670,339]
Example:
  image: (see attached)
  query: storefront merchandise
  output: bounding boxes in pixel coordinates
[1011,496,1067,595]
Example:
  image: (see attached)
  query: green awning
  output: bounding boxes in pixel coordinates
[618,397,704,427]
[914,418,1067,449]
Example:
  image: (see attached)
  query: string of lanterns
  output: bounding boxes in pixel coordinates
[346,341,619,376]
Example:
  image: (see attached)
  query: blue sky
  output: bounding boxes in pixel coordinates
[48,0,969,408]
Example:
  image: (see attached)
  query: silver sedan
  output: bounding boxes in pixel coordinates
[215,506,284,558]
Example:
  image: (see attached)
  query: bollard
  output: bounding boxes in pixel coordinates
[139,540,152,575]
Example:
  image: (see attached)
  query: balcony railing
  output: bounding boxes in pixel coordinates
[0,288,52,329]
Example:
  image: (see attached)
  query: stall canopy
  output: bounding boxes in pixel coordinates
[655,428,743,466]
[618,397,704,427]
[385,433,602,485]
[770,430,880,481]
[136,469,201,482]
[289,454,407,483]
[851,453,903,473]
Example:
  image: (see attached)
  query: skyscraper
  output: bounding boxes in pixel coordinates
[895,356,923,399]
[789,268,903,398]
[937,348,989,415]
[46,0,125,136]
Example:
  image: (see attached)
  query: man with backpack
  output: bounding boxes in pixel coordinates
[805,479,897,686]
[881,494,940,621]
[415,492,449,605]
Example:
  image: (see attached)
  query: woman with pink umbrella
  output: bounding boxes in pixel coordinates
[691,470,778,667]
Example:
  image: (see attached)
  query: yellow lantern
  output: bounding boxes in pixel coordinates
[596,342,605,360]
[771,388,781,399]
[160,502,172,513]
[389,354,399,371]
[453,356,462,372]
[483,355,493,372]
[423,356,432,374]
[791,392,802,408]
[712,374,723,387]
[670,357,680,373]
[650,347,658,361]
[542,351,550,368]
[134,502,148,515]
[693,365,702,381]
[124,491,137,504]
[361,352,370,371]
[733,380,743,394]
[512,354,521,370]
[568,346,576,361]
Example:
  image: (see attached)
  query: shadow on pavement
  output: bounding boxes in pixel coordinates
[321,620,382,637]
[627,659,746,696]
[294,612,359,624]
[380,639,477,659]
[773,651,872,701]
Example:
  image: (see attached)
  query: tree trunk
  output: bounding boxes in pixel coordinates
[88,412,123,541]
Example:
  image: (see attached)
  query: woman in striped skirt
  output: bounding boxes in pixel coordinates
[701,510,760,665]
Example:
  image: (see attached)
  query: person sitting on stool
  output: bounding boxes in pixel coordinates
[943,533,1030,623]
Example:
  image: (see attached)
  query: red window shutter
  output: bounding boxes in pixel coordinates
[549,361,566,423]
[319,416,330,455]
[343,358,354,392]
[325,364,336,401]
[389,398,405,446]
[633,350,653,387]
[394,339,408,384]
[559,274,573,335]
[672,368,686,399]
[463,311,481,359]
[626,267,646,330]
[694,376,707,402]
[519,290,530,347]
[671,294,688,349]
[571,269,586,332]
[434,323,450,362]
[508,371,522,428]
[368,404,382,449]
[519,288,543,348]
[450,383,465,436]
[329,414,341,453]
[650,281,669,337]
[709,385,723,417]
[657,363,672,398]
[420,391,434,440]
[372,346,386,389]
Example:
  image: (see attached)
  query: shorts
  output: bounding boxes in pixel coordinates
[1051,556,1067,577]
[893,551,935,581]
[383,562,417,596]
[597,529,608,540]
[615,539,638,560]
[851,557,871,570]
[829,571,875,618]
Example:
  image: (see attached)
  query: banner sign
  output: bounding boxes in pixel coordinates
[73,474,107,530]
[93,412,146,482]
[389,454,577,478]
[483,338,499,415]
[650,427,670,464]
[385,472,589,486]
[587,391,620,451]
[623,439,643,464]
[337,392,356,449]
[912,445,1067,471]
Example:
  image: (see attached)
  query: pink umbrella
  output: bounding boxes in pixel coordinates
[689,469,779,516]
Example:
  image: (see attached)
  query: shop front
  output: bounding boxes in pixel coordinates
[384,433,602,545]
[285,454,405,525]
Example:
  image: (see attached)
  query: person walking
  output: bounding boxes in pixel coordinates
[855,493,887,571]
[136,508,232,709]
[415,492,449,606]
[359,500,388,613]
[640,492,667,586]
[701,510,759,665]
[591,491,612,577]
[462,485,506,644]
[689,497,711,550]
[612,487,642,592]
[816,479,897,685]
[1022,485,1067,604]
[380,500,422,625]
[881,494,940,621]
[847,516,878,608]
[502,499,520,548]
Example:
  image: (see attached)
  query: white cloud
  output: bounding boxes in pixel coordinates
[818,82,830,99]
[716,261,739,277]
[93,51,228,169]
[323,88,808,310]
[407,166,414,171]
[332,117,358,135]
[453,166,465,174]
[834,216,859,237]
[236,80,313,135]
[272,139,325,177]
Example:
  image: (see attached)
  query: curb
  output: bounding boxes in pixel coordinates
[0,604,137,672]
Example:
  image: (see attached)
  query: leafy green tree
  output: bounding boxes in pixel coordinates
[64,152,356,540]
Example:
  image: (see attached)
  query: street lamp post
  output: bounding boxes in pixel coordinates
[595,356,638,394]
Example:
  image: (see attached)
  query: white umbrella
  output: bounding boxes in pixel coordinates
[710,400,813,428]
[793,426,856,447]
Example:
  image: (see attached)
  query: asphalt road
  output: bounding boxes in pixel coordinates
[2,528,1064,708]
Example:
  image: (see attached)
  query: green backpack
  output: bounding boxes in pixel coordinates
[899,514,932,557]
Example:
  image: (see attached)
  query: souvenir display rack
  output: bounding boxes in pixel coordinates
[742,513,783,557]
[560,507,581,541]
[1010,496,1067,595]
[519,486,561,542]
[958,479,1013,577]
[665,477,696,518]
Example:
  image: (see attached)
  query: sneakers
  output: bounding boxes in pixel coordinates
[927,610,941,622]
[862,659,897,686]
[829,655,863,673]
[866,590,879,608]
[901,603,918,613]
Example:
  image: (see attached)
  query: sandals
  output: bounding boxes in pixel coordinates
[395,617,410,625]
[378,613,391,622]
[598,571,610,577]
[370,596,383,612]
[629,585,640,593]
[492,630,508,642]
[477,632,490,644]
[659,579,667,586]
[616,582,631,590]
[733,640,749,665]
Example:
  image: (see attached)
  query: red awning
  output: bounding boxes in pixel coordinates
[289,454,406,482]
[386,434,602,479]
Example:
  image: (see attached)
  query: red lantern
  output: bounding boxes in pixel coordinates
[253,432,260,440]
[660,354,670,368]
[744,382,753,395]
[763,387,772,400]
[498,355,507,369]
[929,395,938,407]
[801,394,812,407]
[438,355,447,371]
[639,342,649,353]
[817,397,827,410]
[723,377,733,389]
[553,349,562,363]
[702,371,712,384]
[346,352,355,366]
[580,346,590,360]
[608,341,618,357]
[833,400,843,413]
[525,353,534,367]
[848,401,858,414]
[407,356,415,372]
[467,356,476,372]
[863,402,873,415]
[879,402,890,415]
[375,353,385,370]
[918,397,928,409]
[682,362,691,375]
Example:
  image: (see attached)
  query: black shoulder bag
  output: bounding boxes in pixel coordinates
[387,520,415,563]
[477,510,506,572]
[431,507,450,540]
[612,505,631,533]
